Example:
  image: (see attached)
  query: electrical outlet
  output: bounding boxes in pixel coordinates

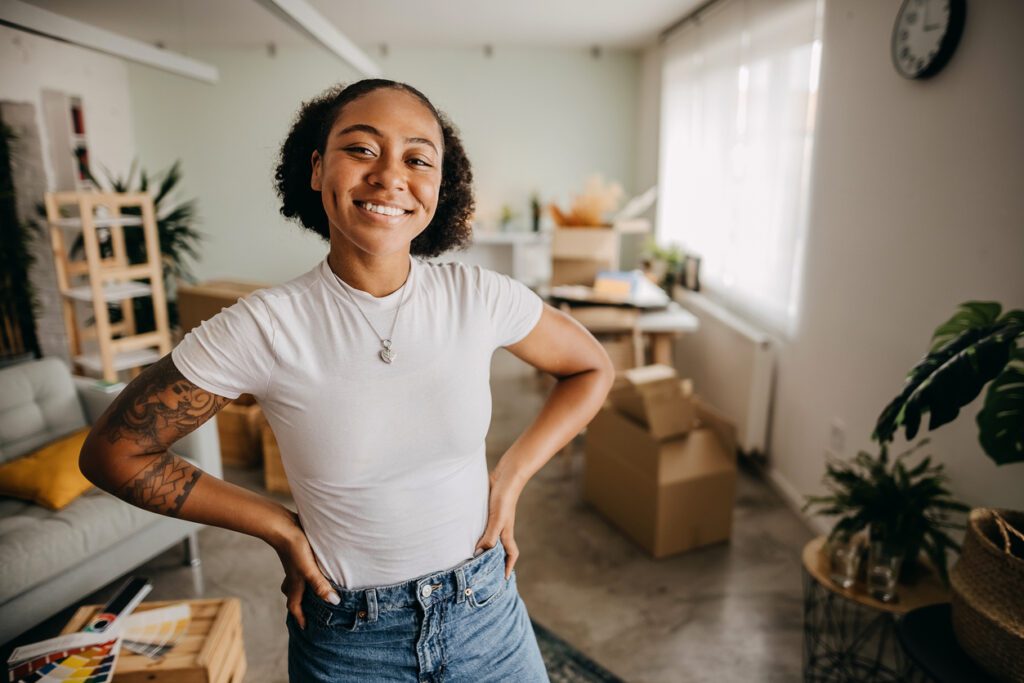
[829,418,846,454]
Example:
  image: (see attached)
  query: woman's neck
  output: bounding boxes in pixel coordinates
[327,248,411,298]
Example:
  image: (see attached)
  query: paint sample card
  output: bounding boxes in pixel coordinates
[7,636,121,683]
[121,603,191,659]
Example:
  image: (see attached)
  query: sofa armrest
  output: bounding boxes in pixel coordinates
[72,375,123,426]
[171,419,224,480]
[73,375,224,480]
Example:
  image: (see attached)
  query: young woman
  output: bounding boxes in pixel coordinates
[80,79,614,682]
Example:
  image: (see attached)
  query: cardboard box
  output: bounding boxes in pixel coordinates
[61,598,246,683]
[551,227,619,286]
[217,394,264,468]
[608,365,696,440]
[597,335,639,374]
[177,279,271,334]
[261,419,291,494]
[583,405,737,558]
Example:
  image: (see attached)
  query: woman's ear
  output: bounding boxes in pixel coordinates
[310,150,323,192]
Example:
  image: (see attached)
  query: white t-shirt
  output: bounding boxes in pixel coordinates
[171,254,544,589]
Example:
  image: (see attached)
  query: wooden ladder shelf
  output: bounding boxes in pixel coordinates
[45,191,171,382]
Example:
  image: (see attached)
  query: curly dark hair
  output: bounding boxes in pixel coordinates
[274,79,474,258]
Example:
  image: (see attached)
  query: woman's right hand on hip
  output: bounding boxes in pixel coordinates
[270,509,340,630]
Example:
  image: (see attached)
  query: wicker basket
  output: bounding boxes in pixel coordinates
[950,508,1024,683]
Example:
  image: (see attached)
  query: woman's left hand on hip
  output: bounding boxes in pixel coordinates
[474,471,524,580]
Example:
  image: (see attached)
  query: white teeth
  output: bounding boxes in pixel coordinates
[359,201,406,217]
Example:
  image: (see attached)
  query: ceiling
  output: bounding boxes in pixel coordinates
[21,0,699,51]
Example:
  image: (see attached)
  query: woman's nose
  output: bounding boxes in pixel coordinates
[367,155,406,189]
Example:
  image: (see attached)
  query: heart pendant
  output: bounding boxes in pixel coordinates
[380,347,395,364]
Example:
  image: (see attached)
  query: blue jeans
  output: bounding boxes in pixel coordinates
[286,539,550,682]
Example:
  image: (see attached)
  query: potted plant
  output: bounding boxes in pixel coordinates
[641,239,686,294]
[804,439,968,590]
[0,122,42,366]
[69,160,204,332]
[872,300,1023,679]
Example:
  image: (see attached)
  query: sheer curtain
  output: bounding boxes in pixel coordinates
[657,0,823,337]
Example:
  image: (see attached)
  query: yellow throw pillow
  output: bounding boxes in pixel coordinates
[0,426,94,510]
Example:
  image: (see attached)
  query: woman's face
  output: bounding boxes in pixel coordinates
[311,88,443,259]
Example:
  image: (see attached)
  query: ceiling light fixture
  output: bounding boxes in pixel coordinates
[0,0,219,83]
[254,0,381,77]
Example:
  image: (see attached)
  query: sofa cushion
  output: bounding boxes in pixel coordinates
[0,358,87,465]
[0,427,93,510]
[0,486,162,603]
[0,449,201,604]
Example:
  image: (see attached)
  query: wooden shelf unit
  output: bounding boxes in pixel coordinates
[45,191,172,382]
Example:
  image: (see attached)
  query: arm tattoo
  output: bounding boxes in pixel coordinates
[98,353,230,516]
[117,452,203,517]
[103,354,231,450]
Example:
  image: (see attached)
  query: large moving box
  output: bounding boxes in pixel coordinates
[584,388,738,558]
[176,279,271,335]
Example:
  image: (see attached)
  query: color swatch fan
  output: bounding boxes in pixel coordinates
[120,603,191,659]
[7,576,151,683]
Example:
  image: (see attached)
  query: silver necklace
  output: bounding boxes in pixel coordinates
[334,265,412,364]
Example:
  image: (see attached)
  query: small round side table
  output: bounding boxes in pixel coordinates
[802,536,949,682]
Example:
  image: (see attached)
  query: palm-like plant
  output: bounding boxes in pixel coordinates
[804,439,969,582]
[873,301,1024,466]
[70,160,204,330]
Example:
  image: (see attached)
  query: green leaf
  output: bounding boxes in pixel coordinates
[977,347,1024,465]
[929,301,1002,353]
[874,312,1024,445]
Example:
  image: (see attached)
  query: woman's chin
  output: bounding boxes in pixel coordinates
[337,234,416,259]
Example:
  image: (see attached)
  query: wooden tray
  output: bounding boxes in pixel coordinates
[60,598,246,683]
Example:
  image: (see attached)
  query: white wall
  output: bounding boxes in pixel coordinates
[0,24,137,362]
[0,24,135,190]
[642,0,1024,518]
[127,45,641,284]
[771,0,1024,514]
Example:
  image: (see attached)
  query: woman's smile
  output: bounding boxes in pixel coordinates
[353,199,414,224]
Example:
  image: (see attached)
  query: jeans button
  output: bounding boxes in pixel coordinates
[420,585,433,598]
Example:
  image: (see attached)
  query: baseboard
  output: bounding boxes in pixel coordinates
[764,465,829,537]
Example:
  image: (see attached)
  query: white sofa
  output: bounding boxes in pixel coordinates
[0,357,222,644]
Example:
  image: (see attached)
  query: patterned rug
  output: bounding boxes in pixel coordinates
[532,619,625,682]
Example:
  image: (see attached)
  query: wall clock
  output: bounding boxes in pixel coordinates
[891,0,966,79]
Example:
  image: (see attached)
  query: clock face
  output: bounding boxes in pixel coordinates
[892,0,966,79]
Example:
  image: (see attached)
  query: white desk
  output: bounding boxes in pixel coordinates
[637,303,699,365]
[451,231,551,287]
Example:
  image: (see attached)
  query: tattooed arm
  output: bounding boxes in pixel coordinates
[79,353,299,546]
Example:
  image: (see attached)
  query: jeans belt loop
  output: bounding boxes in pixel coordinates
[455,567,468,604]
[366,588,379,623]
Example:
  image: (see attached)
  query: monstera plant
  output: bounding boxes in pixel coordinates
[873,301,1024,466]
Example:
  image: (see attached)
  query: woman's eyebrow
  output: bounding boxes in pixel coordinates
[337,123,438,154]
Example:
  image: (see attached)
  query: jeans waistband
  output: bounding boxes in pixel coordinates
[312,539,507,622]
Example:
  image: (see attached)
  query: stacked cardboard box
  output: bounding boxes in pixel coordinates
[584,364,738,558]
[176,279,271,335]
[177,279,272,467]
[216,393,264,468]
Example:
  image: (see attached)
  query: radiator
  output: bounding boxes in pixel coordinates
[671,289,775,457]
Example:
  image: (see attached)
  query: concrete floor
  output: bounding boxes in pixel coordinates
[4,350,812,682]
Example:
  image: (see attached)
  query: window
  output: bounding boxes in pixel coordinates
[657,0,823,336]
